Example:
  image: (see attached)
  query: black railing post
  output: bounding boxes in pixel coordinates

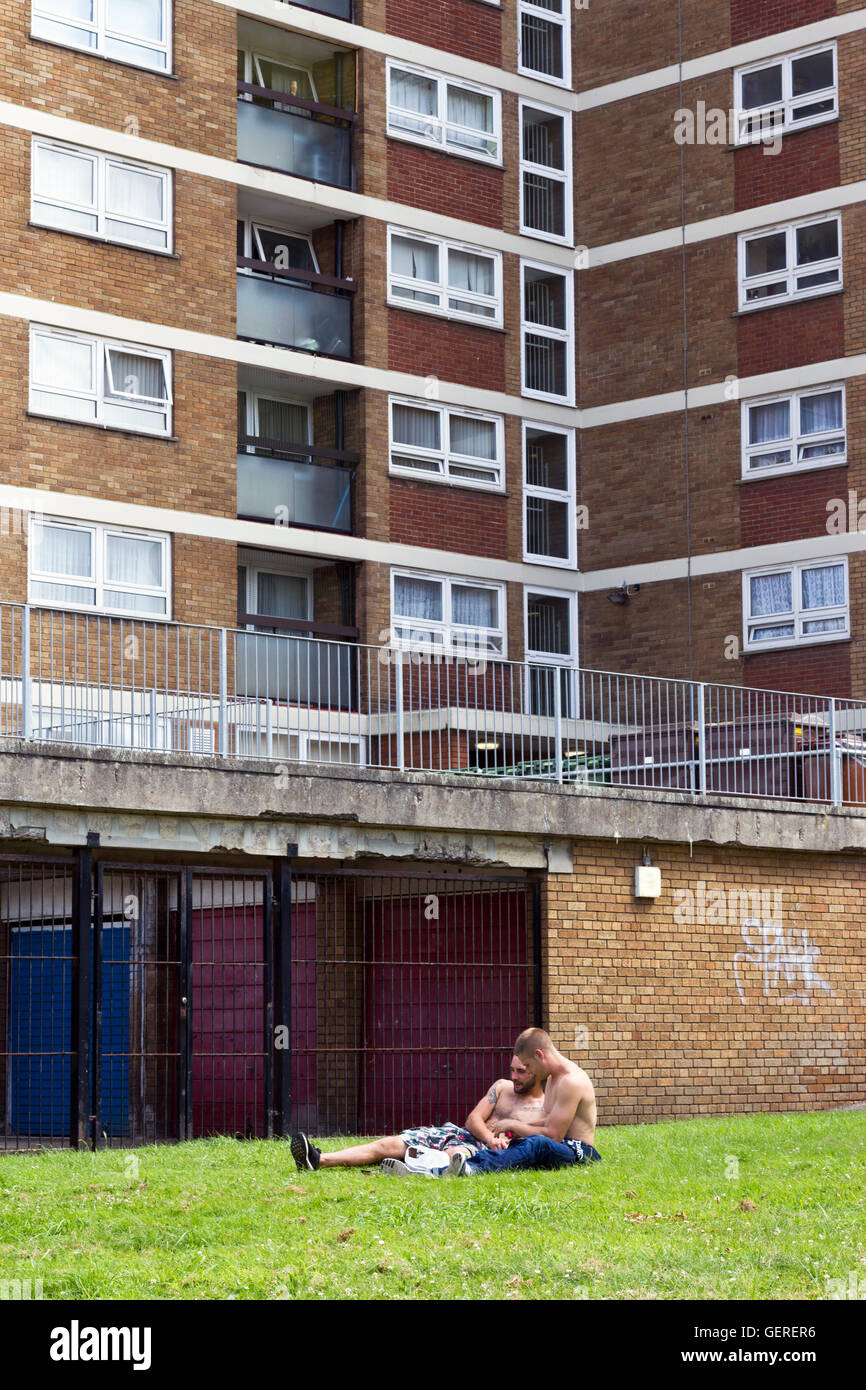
[70,837,96,1151]
[263,873,274,1140]
[177,869,192,1141]
[532,879,543,1028]
[272,844,297,1137]
[92,862,104,1149]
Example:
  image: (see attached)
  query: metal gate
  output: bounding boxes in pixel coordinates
[1,853,539,1150]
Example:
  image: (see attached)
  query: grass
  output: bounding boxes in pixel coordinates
[0,1109,863,1300]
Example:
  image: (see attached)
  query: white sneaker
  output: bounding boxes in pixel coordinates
[402,1144,451,1177]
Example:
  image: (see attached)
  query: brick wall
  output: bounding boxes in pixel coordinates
[545,833,865,1126]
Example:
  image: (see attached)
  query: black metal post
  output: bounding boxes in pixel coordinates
[532,879,543,1027]
[70,842,94,1150]
[91,862,104,1149]
[272,845,296,1137]
[263,874,274,1140]
[177,869,192,1141]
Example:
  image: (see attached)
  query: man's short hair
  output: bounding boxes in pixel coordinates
[514,1027,554,1058]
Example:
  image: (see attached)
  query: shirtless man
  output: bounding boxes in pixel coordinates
[290,1054,544,1173]
[447,1027,601,1175]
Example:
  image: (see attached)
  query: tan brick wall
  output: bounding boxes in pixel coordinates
[545,836,866,1126]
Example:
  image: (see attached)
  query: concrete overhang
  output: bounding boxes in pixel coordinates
[1,741,866,867]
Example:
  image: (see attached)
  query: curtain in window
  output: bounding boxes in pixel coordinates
[33,334,94,391]
[800,391,842,434]
[105,534,162,587]
[802,565,844,610]
[750,572,792,616]
[448,250,493,296]
[256,571,308,619]
[257,397,308,446]
[106,349,166,402]
[33,523,93,578]
[394,575,442,621]
[749,400,790,443]
[106,163,164,222]
[34,145,95,206]
[446,87,492,133]
[392,236,438,283]
[452,584,496,629]
[107,0,163,41]
[390,69,437,115]
[392,404,440,450]
[450,415,496,459]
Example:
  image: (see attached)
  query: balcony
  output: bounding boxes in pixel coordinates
[2,602,866,807]
[289,0,353,20]
[237,257,354,359]
[237,82,354,188]
[237,433,356,533]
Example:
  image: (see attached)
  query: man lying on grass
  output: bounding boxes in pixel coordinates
[290,1054,544,1173]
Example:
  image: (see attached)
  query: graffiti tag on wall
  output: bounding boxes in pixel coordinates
[734,920,833,1006]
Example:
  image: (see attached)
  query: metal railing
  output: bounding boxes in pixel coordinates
[1,603,865,807]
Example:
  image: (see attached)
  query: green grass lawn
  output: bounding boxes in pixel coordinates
[1,1109,863,1300]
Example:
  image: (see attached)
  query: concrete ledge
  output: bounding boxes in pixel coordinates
[0,740,865,862]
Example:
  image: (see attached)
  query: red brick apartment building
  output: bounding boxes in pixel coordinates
[0,0,863,1152]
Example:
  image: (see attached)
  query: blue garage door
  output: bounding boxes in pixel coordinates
[9,923,130,1137]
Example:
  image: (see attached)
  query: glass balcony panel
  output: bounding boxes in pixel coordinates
[237,101,352,188]
[237,452,353,532]
[237,274,351,358]
[235,631,355,705]
[291,0,352,20]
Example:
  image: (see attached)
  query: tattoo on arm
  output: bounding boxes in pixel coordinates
[486,1084,499,1105]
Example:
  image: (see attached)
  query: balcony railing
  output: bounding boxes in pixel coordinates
[237,434,356,532]
[2,602,866,807]
[237,257,354,359]
[286,0,353,21]
[237,82,354,188]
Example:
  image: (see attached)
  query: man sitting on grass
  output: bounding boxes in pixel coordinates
[446,1027,601,1175]
[291,1054,544,1173]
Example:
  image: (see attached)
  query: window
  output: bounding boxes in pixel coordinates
[239,50,318,103]
[518,0,570,87]
[388,229,502,326]
[744,559,848,649]
[237,553,311,628]
[31,138,171,252]
[521,261,574,402]
[238,390,310,451]
[735,44,837,143]
[29,326,171,435]
[237,219,318,274]
[520,102,572,243]
[391,570,505,655]
[742,386,845,476]
[524,586,577,716]
[739,215,842,309]
[31,0,171,73]
[387,61,500,163]
[29,518,170,616]
[523,423,575,566]
[389,398,504,489]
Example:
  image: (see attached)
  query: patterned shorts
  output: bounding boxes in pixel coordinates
[398,1122,480,1154]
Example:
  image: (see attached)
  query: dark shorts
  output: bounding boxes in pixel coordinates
[565,1139,602,1163]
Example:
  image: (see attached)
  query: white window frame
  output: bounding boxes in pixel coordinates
[743,558,849,651]
[390,568,506,656]
[29,326,172,436]
[734,43,837,144]
[237,218,319,275]
[741,384,846,479]
[238,389,312,450]
[520,259,575,404]
[519,99,572,246]
[237,554,313,627]
[523,584,578,719]
[522,421,576,568]
[738,213,842,311]
[386,59,502,165]
[387,227,503,328]
[31,0,172,74]
[388,397,504,491]
[28,517,171,619]
[239,50,318,100]
[30,137,172,254]
[517,0,571,89]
